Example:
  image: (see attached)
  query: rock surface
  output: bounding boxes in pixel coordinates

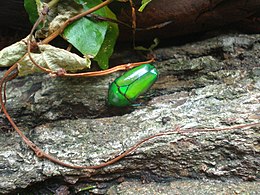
[0,33,260,194]
[107,180,260,195]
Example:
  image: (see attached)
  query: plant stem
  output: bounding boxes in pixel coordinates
[42,0,114,44]
[61,59,155,77]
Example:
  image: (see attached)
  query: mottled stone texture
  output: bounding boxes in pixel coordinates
[0,33,259,194]
[107,180,260,195]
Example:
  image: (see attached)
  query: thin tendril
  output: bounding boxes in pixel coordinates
[27,5,54,74]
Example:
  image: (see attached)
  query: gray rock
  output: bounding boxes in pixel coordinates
[0,34,259,194]
[107,180,260,195]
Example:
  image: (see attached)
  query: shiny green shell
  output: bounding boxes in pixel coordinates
[108,63,158,107]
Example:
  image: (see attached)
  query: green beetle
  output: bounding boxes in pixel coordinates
[108,63,158,107]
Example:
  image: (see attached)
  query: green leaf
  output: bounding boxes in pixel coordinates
[64,0,109,57]
[24,0,119,70]
[64,0,118,69]
[93,8,118,69]
[138,0,152,12]
[24,0,42,24]
[63,17,108,58]
[94,22,118,69]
